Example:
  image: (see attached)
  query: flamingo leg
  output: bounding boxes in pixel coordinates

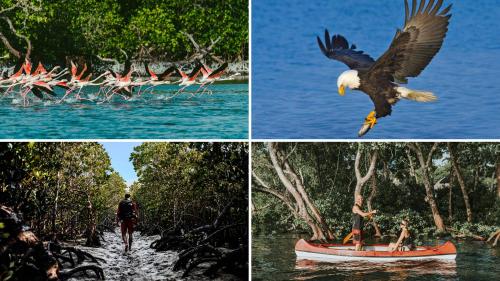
[176,84,190,94]
[194,82,207,94]
[75,87,84,100]
[21,87,31,107]
[58,88,74,104]
[201,81,215,95]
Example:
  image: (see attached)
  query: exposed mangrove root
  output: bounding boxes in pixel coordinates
[0,205,105,281]
[59,265,105,280]
[149,201,247,278]
[446,227,485,241]
[487,229,500,247]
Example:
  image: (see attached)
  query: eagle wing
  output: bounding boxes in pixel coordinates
[369,0,452,83]
[317,29,375,70]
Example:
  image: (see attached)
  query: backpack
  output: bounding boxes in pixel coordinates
[118,199,135,220]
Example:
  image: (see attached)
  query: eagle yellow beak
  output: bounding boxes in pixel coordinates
[338,85,345,96]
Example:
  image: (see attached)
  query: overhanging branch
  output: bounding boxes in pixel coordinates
[1,16,31,59]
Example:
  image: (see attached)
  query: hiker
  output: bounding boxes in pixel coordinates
[116,193,138,252]
[388,219,415,252]
[352,194,377,251]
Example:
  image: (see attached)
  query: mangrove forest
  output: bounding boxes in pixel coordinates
[252,142,500,245]
[0,142,248,280]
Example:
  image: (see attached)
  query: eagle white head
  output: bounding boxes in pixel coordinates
[337,70,361,96]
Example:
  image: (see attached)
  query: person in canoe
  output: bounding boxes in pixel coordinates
[352,194,377,251]
[388,219,416,251]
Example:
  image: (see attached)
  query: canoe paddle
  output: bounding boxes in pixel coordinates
[342,232,353,244]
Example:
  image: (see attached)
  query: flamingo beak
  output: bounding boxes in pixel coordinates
[338,85,345,96]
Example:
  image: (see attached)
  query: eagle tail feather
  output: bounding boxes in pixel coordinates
[397,87,437,102]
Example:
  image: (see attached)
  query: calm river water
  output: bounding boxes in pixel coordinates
[252,234,500,281]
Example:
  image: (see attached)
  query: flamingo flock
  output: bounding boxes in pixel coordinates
[0,59,236,106]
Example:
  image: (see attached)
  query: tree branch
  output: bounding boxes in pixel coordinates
[0,30,20,58]
[96,55,119,65]
[0,4,19,15]
[1,16,31,59]
[426,143,439,168]
[354,144,378,197]
[182,31,200,51]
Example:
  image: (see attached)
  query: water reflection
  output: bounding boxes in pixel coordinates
[252,234,500,281]
[295,259,457,280]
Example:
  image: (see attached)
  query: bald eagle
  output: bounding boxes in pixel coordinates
[317,0,452,137]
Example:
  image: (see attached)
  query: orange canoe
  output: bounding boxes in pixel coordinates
[295,239,457,262]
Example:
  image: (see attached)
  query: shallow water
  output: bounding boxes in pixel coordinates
[0,84,248,139]
[252,234,500,281]
[252,0,500,139]
[69,230,236,280]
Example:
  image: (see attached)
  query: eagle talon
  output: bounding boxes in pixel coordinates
[364,111,377,129]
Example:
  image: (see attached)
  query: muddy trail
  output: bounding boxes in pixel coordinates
[67,229,236,281]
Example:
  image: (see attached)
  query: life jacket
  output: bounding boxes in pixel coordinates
[352,204,364,231]
[118,199,136,220]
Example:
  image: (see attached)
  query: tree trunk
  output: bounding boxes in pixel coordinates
[85,193,99,246]
[0,31,21,58]
[448,169,454,222]
[278,149,334,240]
[408,143,446,232]
[276,144,334,240]
[252,143,333,241]
[367,175,382,237]
[448,143,473,222]
[497,155,500,199]
[406,148,418,183]
[354,144,378,198]
[51,172,61,240]
[0,17,32,60]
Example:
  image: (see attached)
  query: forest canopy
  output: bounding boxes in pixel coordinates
[130,142,248,236]
[252,142,500,243]
[0,142,249,279]
[0,0,248,64]
[0,142,125,245]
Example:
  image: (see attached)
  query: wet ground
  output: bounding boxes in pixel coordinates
[69,230,237,281]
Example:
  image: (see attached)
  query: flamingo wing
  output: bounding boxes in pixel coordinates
[122,59,132,77]
[38,86,57,97]
[175,67,187,79]
[188,63,203,80]
[31,87,44,99]
[159,66,176,80]
[208,62,228,79]
[145,63,158,80]
[76,63,88,80]
[70,61,77,76]
[56,81,70,90]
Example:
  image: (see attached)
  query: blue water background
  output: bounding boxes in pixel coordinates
[252,0,500,139]
[0,84,248,139]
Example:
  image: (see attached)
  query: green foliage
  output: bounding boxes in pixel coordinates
[486,200,500,225]
[253,142,500,240]
[449,221,498,238]
[0,0,248,64]
[374,209,434,239]
[131,142,248,235]
[0,142,123,240]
